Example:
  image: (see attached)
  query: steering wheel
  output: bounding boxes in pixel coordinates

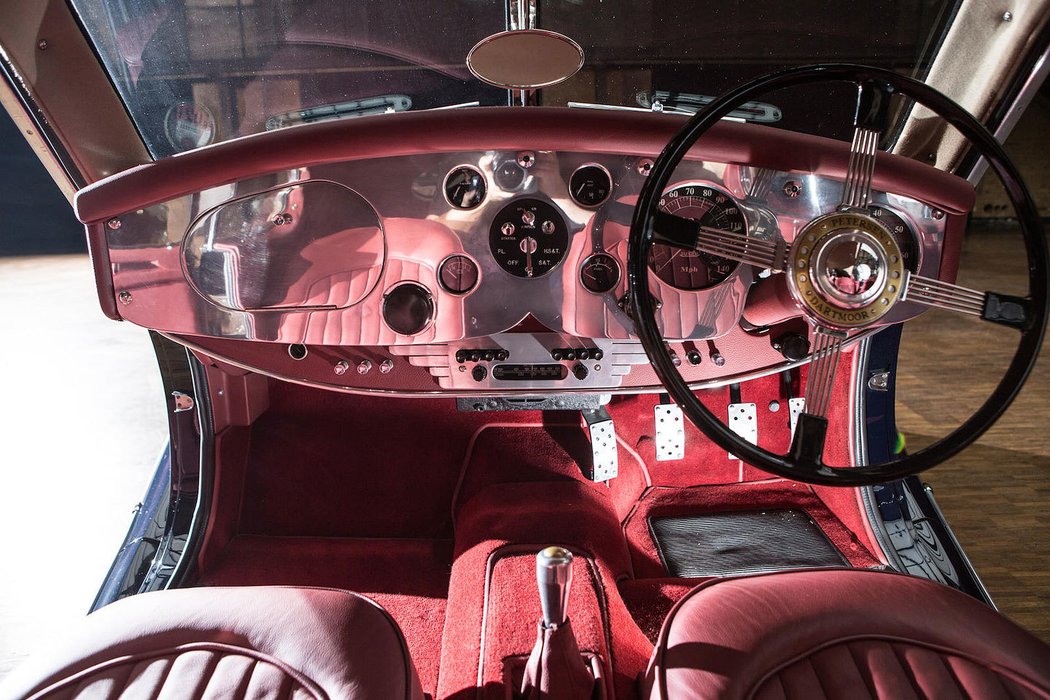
[627,64,1049,486]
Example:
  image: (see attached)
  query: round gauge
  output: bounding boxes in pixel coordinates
[382,282,434,335]
[164,102,216,152]
[489,199,570,278]
[569,164,613,207]
[444,166,487,209]
[648,185,745,290]
[580,253,621,294]
[494,160,527,190]
[438,254,480,294]
[869,205,919,272]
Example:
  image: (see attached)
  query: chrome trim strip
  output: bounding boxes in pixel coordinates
[161,326,882,400]
[0,48,82,194]
[967,42,1050,185]
[922,483,997,608]
[853,336,906,569]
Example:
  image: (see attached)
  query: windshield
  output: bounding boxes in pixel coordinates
[70,0,955,158]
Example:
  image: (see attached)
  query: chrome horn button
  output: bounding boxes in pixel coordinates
[787,211,906,329]
[812,230,887,307]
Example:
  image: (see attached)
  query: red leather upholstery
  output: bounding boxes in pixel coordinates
[644,569,1050,699]
[0,586,424,700]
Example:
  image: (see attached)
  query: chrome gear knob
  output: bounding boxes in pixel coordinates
[536,546,573,627]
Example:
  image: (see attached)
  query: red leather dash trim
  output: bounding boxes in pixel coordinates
[74,108,974,224]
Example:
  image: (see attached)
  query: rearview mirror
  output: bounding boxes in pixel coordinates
[467,30,584,90]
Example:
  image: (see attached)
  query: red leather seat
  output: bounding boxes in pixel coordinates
[0,586,424,700]
[644,569,1050,699]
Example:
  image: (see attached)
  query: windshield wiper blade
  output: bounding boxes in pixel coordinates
[637,91,783,124]
[266,94,412,130]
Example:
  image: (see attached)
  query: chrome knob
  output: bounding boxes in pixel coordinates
[812,231,887,306]
[536,546,573,627]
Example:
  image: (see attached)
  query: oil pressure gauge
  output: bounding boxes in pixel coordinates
[569,164,612,207]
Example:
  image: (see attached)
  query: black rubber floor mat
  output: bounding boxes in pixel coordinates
[650,510,848,578]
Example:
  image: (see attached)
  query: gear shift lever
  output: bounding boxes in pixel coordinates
[521,546,595,699]
[536,546,573,627]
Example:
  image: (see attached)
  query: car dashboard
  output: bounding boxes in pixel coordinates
[74,108,973,396]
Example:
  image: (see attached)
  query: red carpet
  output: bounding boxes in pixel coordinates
[192,369,885,700]
[199,536,452,697]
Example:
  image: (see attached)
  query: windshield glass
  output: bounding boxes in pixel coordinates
[70,0,955,158]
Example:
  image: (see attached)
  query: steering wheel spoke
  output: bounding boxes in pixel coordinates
[840,79,893,210]
[903,272,1032,329]
[653,210,783,270]
[802,326,847,419]
[784,326,846,470]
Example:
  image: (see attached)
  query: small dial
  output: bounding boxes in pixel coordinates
[580,253,621,294]
[444,166,487,209]
[494,160,527,190]
[649,185,745,290]
[869,205,919,272]
[569,164,613,207]
[382,283,434,336]
[489,199,569,278]
[438,254,479,294]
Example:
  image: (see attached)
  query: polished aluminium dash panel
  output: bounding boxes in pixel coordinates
[183,181,384,312]
[104,151,947,348]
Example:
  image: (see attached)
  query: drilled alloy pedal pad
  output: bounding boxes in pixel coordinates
[581,407,618,482]
[655,403,685,461]
[789,397,806,438]
[727,402,757,459]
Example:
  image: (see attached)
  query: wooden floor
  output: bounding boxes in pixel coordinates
[898,224,1050,642]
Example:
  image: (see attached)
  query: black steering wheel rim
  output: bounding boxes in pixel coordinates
[627,63,1049,487]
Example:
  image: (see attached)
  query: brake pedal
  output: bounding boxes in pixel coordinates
[655,402,685,461]
[581,407,618,482]
[727,401,758,460]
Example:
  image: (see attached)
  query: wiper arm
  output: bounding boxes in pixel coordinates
[265,97,483,130]
[638,91,782,124]
[567,101,695,116]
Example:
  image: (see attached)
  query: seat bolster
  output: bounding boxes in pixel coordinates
[0,586,424,700]
[644,568,1050,700]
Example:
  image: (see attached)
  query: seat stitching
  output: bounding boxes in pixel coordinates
[845,642,877,699]
[944,650,1016,700]
[25,643,325,700]
[228,657,256,698]
[937,648,966,698]
[887,642,923,699]
[768,671,788,700]
[190,651,221,700]
[744,634,1050,699]
[806,654,830,700]
[106,657,135,700]
[149,657,174,700]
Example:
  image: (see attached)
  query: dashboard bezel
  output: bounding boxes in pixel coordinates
[74,107,973,395]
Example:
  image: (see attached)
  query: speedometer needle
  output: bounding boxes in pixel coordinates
[656,249,682,273]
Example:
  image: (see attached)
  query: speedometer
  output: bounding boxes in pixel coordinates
[649,185,746,290]
[869,205,919,272]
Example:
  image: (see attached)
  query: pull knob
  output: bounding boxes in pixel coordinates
[536,546,573,628]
